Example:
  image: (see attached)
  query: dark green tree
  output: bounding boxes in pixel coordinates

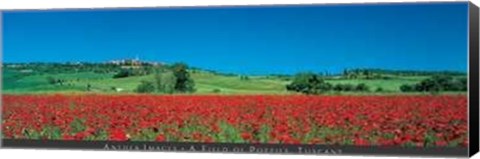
[286,72,331,94]
[172,63,195,93]
[400,84,414,92]
[46,76,57,85]
[113,69,131,78]
[355,83,370,92]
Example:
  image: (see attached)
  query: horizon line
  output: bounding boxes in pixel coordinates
[2,61,469,76]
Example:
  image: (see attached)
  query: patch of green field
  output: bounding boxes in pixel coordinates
[191,72,290,94]
[325,76,429,92]
[2,71,114,93]
[2,70,464,95]
[2,71,291,94]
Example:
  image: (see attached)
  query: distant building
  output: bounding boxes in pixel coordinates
[106,57,163,69]
[107,58,140,68]
[19,69,33,73]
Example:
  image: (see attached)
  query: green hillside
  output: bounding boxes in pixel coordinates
[2,69,442,95]
[3,70,290,94]
[192,72,290,94]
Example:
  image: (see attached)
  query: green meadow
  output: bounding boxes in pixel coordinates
[3,67,463,95]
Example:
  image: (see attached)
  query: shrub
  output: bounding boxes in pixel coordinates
[240,76,250,81]
[212,88,221,93]
[355,83,370,92]
[136,81,155,93]
[113,69,131,78]
[46,76,57,85]
[399,75,467,92]
[400,84,414,92]
[340,84,355,92]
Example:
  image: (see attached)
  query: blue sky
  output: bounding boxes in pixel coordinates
[2,2,469,75]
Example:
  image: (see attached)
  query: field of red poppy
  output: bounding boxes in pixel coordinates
[1,94,468,147]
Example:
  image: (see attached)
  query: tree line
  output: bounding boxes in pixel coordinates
[285,73,371,94]
[343,68,466,77]
[286,73,467,95]
[400,75,467,93]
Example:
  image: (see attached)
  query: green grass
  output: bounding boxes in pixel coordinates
[2,70,465,95]
[192,72,290,94]
[2,70,291,94]
[3,71,115,93]
[325,76,428,92]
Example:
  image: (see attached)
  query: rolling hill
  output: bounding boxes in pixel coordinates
[2,69,441,95]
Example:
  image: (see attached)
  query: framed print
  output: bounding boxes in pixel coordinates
[1,1,479,157]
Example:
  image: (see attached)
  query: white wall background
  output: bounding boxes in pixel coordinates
[0,0,478,159]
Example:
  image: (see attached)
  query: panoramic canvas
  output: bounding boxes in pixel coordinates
[0,1,475,156]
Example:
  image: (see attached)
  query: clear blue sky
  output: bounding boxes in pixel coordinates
[2,2,468,75]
